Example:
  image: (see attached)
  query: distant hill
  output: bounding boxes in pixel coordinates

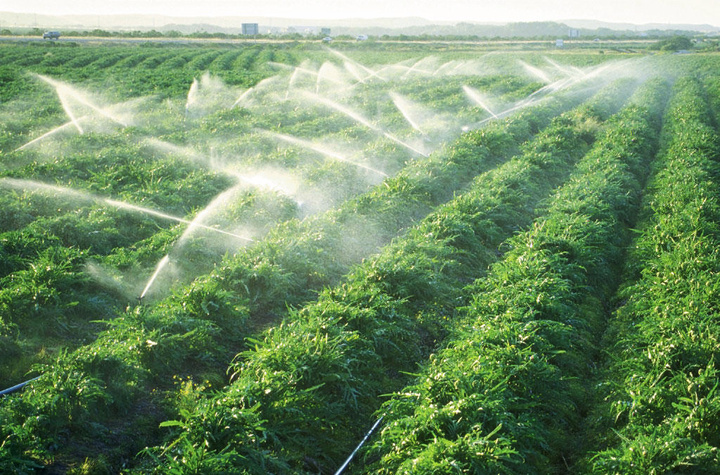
[0,12,443,31]
[0,11,717,37]
[563,19,719,34]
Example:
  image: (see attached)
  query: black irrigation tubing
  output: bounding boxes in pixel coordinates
[0,376,41,397]
[334,414,385,475]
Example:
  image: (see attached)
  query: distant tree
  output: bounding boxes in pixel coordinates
[650,35,694,51]
[89,29,112,37]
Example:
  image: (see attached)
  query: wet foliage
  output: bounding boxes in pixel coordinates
[0,40,719,474]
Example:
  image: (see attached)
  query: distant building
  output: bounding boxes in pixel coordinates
[321,27,331,36]
[556,39,564,47]
[242,23,259,36]
[568,29,579,38]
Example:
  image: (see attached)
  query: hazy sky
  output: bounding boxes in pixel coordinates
[2,0,718,26]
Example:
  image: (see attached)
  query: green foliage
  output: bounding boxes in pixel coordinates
[0,40,718,474]
[650,35,695,52]
[0,246,88,337]
[141,89,610,472]
[587,77,720,473]
[366,78,667,474]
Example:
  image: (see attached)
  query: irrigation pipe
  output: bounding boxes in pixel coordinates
[334,415,384,475]
[0,376,41,397]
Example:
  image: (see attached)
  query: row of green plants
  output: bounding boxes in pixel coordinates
[0,46,540,372]
[0,56,576,471]
[0,44,291,98]
[1,43,697,472]
[135,81,632,473]
[159,85,580,321]
[19,68,563,348]
[0,41,558,396]
[363,77,669,474]
[585,78,720,472]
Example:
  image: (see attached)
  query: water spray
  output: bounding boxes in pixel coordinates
[260,129,388,178]
[0,178,254,243]
[544,57,578,77]
[343,62,366,84]
[15,120,78,152]
[401,58,435,79]
[105,199,254,242]
[185,78,199,120]
[518,60,552,83]
[301,91,428,157]
[432,60,457,76]
[139,254,170,300]
[462,85,499,119]
[34,74,129,127]
[389,92,428,135]
[57,86,85,134]
[231,87,254,108]
[325,47,385,82]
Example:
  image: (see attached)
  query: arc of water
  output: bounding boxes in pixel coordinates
[432,61,457,76]
[401,58,434,79]
[0,178,253,243]
[543,57,578,77]
[15,98,132,152]
[174,184,247,247]
[57,87,85,134]
[104,199,254,242]
[231,87,254,108]
[0,177,98,203]
[343,62,366,84]
[448,61,470,75]
[185,78,199,118]
[518,60,552,83]
[514,77,574,108]
[581,61,620,81]
[15,121,78,152]
[318,62,349,85]
[139,184,250,299]
[67,93,129,127]
[261,129,388,178]
[464,66,593,132]
[389,92,427,135]
[139,254,170,300]
[462,85,499,119]
[315,68,322,93]
[326,48,385,82]
[286,68,301,99]
[301,91,428,157]
[33,73,130,127]
[315,62,350,93]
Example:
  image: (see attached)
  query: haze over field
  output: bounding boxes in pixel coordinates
[2,0,718,27]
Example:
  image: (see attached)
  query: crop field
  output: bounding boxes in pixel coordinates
[0,39,719,474]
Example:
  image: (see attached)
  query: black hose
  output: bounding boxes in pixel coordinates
[0,376,41,397]
[334,415,384,475]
